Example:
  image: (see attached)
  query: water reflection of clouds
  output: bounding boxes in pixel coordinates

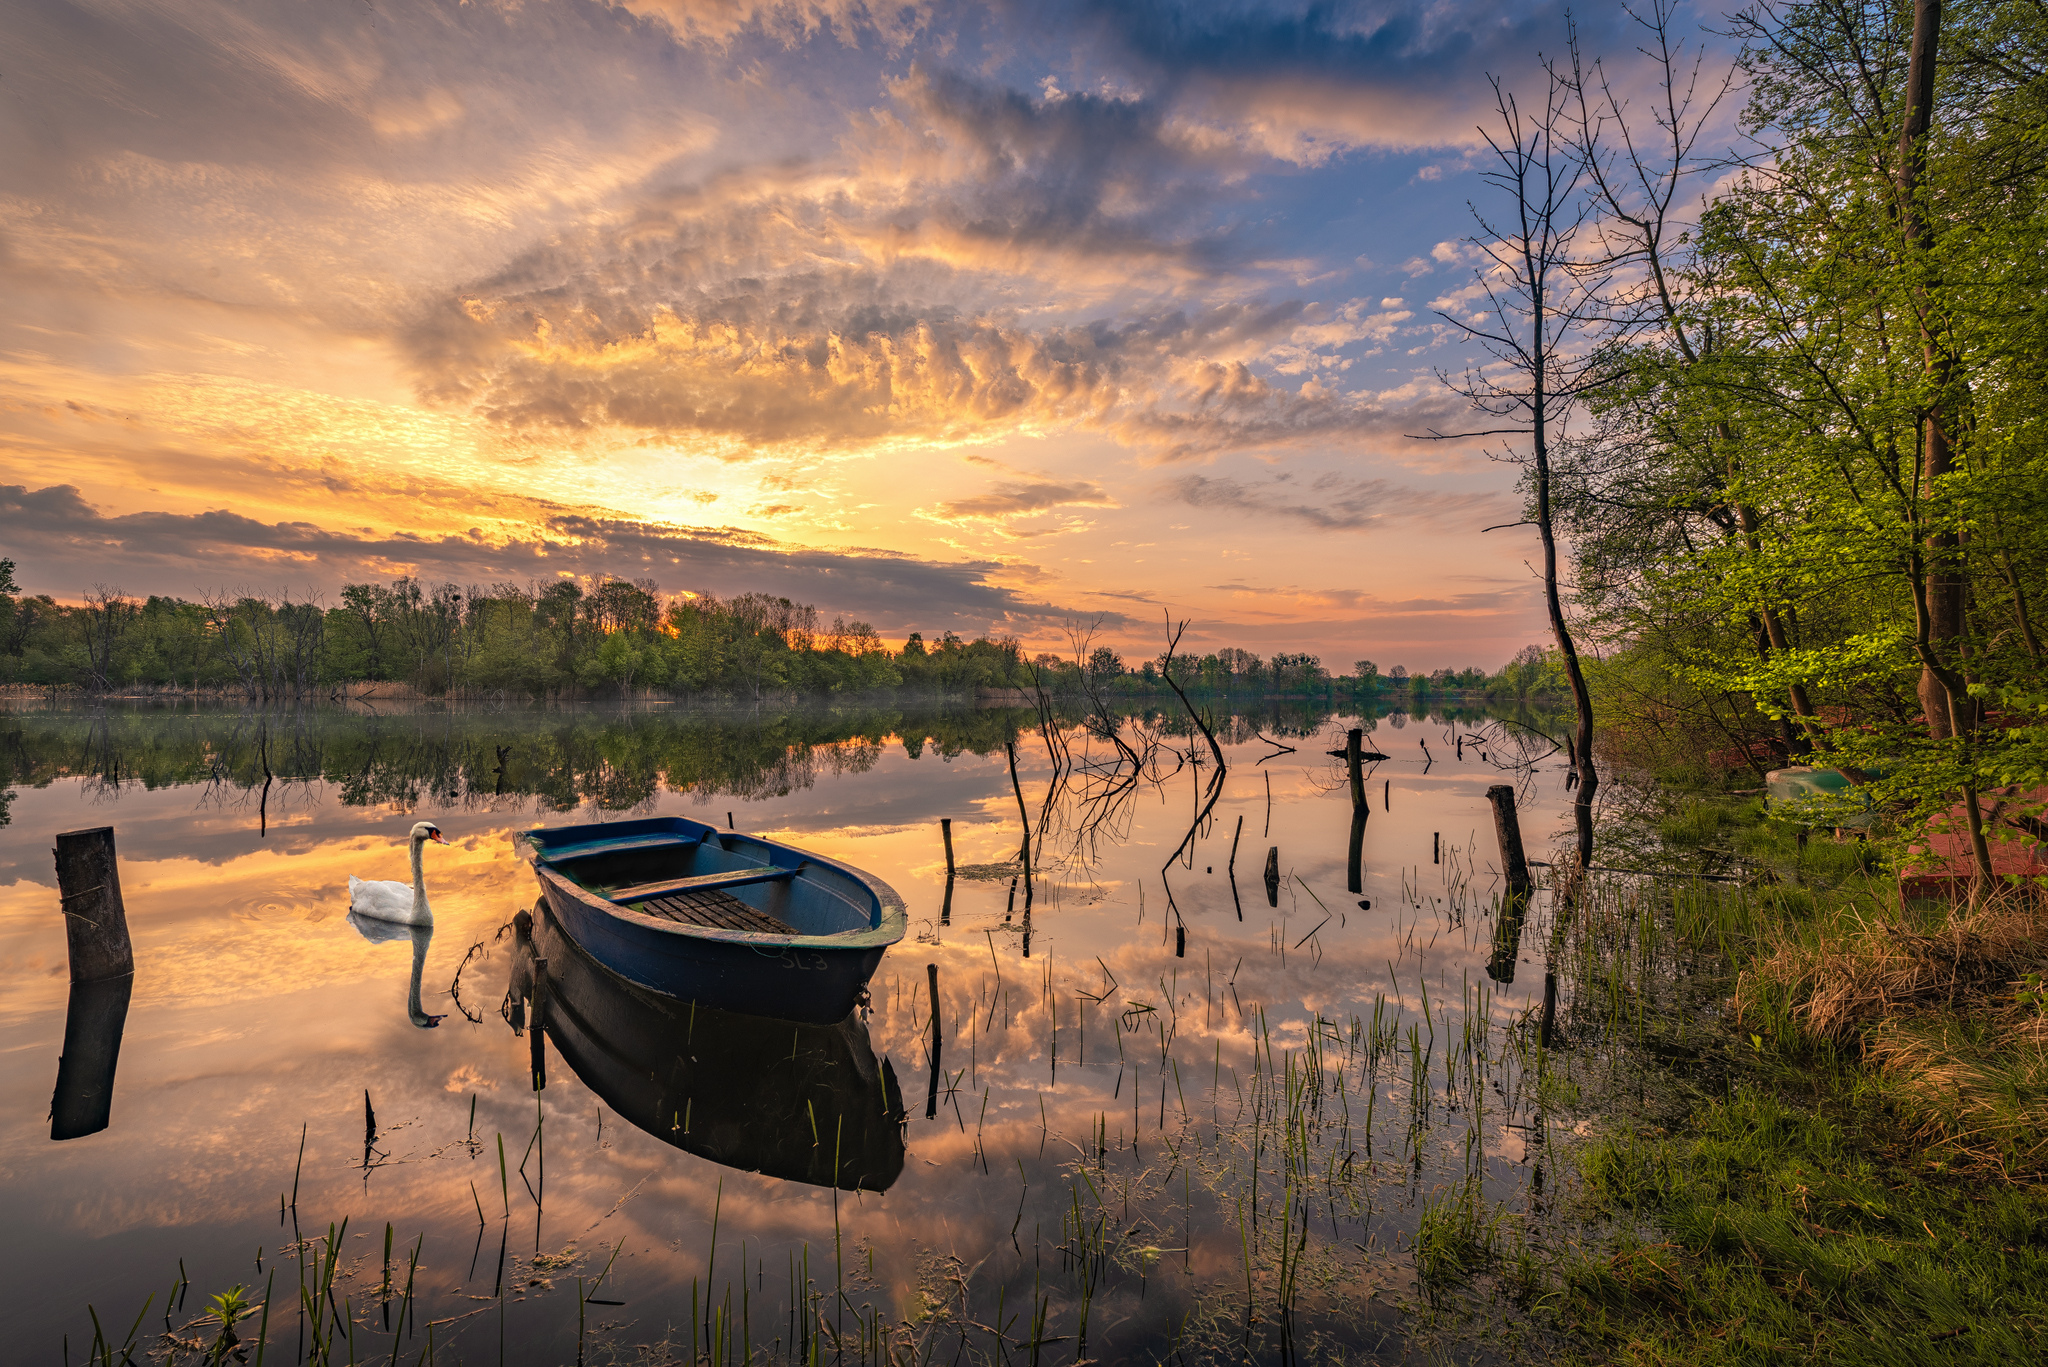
[2,705,1577,1361]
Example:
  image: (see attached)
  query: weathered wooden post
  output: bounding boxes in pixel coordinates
[940,819,956,877]
[50,975,133,1140]
[925,963,942,1119]
[55,827,134,983]
[1488,895,1527,985]
[50,827,135,1140]
[1345,728,1366,808]
[1486,785,1533,901]
[1263,846,1280,908]
[1539,971,1558,1049]
[505,911,534,1032]
[1347,807,1367,895]
[530,957,549,1091]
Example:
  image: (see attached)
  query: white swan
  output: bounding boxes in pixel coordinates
[348,821,447,927]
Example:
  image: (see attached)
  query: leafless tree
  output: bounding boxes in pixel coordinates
[1423,65,1615,868]
[81,584,134,692]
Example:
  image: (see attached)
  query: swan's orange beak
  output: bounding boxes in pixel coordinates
[429,829,448,843]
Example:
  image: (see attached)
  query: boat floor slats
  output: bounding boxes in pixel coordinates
[637,888,795,936]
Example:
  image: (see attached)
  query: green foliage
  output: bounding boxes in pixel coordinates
[0,557,1580,707]
[1559,0,2048,870]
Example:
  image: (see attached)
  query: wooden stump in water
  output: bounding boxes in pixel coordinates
[1486,785,1533,901]
[1347,807,1367,894]
[530,957,549,1091]
[1345,728,1366,809]
[940,818,956,876]
[49,974,133,1140]
[1540,971,1558,1049]
[54,827,133,983]
[925,962,942,1119]
[1263,846,1280,908]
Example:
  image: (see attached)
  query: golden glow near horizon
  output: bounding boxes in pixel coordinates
[0,0,1628,669]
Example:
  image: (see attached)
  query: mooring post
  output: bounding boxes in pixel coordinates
[54,827,134,983]
[1486,785,1533,901]
[1539,970,1558,1049]
[530,957,549,1091]
[50,974,133,1140]
[1347,807,1367,895]
[940,818,956,876]
[1345,728,1365,809]
[925,962,942,1119]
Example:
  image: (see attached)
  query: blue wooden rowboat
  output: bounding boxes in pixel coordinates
[520,816,907,1024]
[511,905,905,1190]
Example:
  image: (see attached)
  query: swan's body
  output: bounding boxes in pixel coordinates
[349,821,447,928]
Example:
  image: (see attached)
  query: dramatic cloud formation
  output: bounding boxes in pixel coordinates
[922,480,1117,522]
[1165,472,1511,532]
[0,0,1709,665]
[0,483,1096,637]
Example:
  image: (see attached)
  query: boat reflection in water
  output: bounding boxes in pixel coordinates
[508,906,906,1192]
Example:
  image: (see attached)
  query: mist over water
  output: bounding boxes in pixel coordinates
[0,699,1577,1364]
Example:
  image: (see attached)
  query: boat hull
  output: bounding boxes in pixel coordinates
[520,904,905,1190]
[524,816,906,1024]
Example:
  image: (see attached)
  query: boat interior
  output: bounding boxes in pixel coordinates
[530,819,876,938]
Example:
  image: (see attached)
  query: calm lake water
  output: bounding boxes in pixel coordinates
[0,700,1576,1365]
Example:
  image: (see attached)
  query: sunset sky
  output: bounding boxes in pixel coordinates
[0,0,1697,670]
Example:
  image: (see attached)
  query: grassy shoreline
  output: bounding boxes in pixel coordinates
[1538,791,2048,1364]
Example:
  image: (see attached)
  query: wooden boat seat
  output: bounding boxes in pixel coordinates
[544,833,706,863]
[633,887,795,936]
[609,865,803,903]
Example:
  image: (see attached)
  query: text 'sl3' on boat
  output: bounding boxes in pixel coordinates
[509,905,906,1192]
[519,816,907,1024]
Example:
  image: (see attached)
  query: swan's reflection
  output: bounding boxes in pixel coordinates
[347,912,445,1028]
[507,905,905,1191]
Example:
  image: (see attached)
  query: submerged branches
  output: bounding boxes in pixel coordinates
[1158,616,1230,933]
[1249,729,1297,764]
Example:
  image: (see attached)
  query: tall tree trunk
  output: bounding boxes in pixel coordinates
[1898,0,1992,880]
[1530,305,1598,869]
[1900,0,1967,741]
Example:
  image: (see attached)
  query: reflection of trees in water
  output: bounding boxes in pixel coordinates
[0,704,1027,817]
[0,698,1572,833]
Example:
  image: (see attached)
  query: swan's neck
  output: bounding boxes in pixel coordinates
[410,836,429,915]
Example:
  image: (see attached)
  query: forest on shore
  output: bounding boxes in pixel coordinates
[0,558,1559,706]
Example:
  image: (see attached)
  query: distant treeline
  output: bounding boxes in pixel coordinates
[0,695,1522,830]
[0,560,1564,704]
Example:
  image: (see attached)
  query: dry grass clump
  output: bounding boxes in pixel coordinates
[1736,890,2048,1163]
[1735,893,2048,1042]
[1861,1011,2048,1165]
